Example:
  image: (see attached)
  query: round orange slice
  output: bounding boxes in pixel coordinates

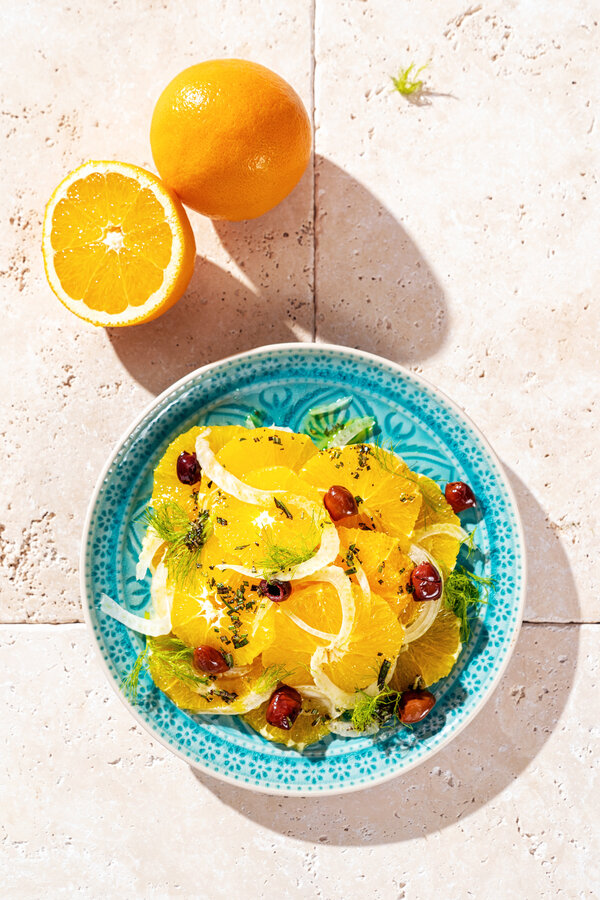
[42,160,196,326]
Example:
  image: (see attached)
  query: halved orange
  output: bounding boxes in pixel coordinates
[42,160,195,326]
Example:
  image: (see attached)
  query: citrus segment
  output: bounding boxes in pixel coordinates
[42,160,195,326]
[216,428,318,476]
[390,607,462,691]
[244,702,330,750]
[300,444,422,538]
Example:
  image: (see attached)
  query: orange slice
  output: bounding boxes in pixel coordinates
[261,580,342,684]
[300,444,422,539]
[152,424,247,515]
[412,472,462,573]
[244,702,330,750]
[338,528,418,624]
[170,568,275,667]
[216,428,318,475]
[148,649,267,714]
[390,607,461,690]
[262,580,404,693]
[42,160,195,326]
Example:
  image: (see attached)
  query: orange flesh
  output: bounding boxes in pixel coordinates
[50,172,172,313]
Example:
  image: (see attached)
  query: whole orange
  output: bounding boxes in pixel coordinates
[150,59,312,221]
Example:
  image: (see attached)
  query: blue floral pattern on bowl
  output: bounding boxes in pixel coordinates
[81,344,525,795]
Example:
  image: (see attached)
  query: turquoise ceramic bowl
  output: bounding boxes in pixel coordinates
[81,344,525,795]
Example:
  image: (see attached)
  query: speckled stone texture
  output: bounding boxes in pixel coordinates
[1,0,598,894]
[1,625,598,897]
[0,0,314,623]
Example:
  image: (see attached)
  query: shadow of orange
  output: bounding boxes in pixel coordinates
[106,156,448,393]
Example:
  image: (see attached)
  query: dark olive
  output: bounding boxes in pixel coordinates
[398,689,436,724]
[193,645,230,674]
[324,485,358,522]
[410,562,442,601]
[259,579,292,602]
[176,451,201,485]
[445,481,476,513]
[266,685,302,730]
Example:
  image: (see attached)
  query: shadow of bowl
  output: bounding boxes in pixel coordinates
[189,463,580,845]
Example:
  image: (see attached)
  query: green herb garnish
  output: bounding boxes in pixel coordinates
[351,685,403,732]
[121,635,210,704]
[245,409,265,428]
[121,642,150,704]
[274,496,293,520]
[391,62,428,97]
[255,663,293,694]
[444,566,494,642]
[257,523,320,579]
[145,501,211,587]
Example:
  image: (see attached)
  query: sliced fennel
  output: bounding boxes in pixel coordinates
[329,719,379,737]
[413,523,469,542]
[402,542,444,644]
[310,647,359,711]
[293,684,340,719]
[195,429,277,506]
[308,396,353,418]
[135,529,165,580]
[327,416,376,448]
[100,593,172,637]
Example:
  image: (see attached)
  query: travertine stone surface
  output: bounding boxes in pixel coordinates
[0,0,314,623]
[315,0,599,623]
[2,2,598,894]
[1,1,597,624]
[1,624,598,898]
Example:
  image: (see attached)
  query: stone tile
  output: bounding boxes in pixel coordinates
[0,0,314,622]
[314,1,599,621]
[1,624,598,898]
